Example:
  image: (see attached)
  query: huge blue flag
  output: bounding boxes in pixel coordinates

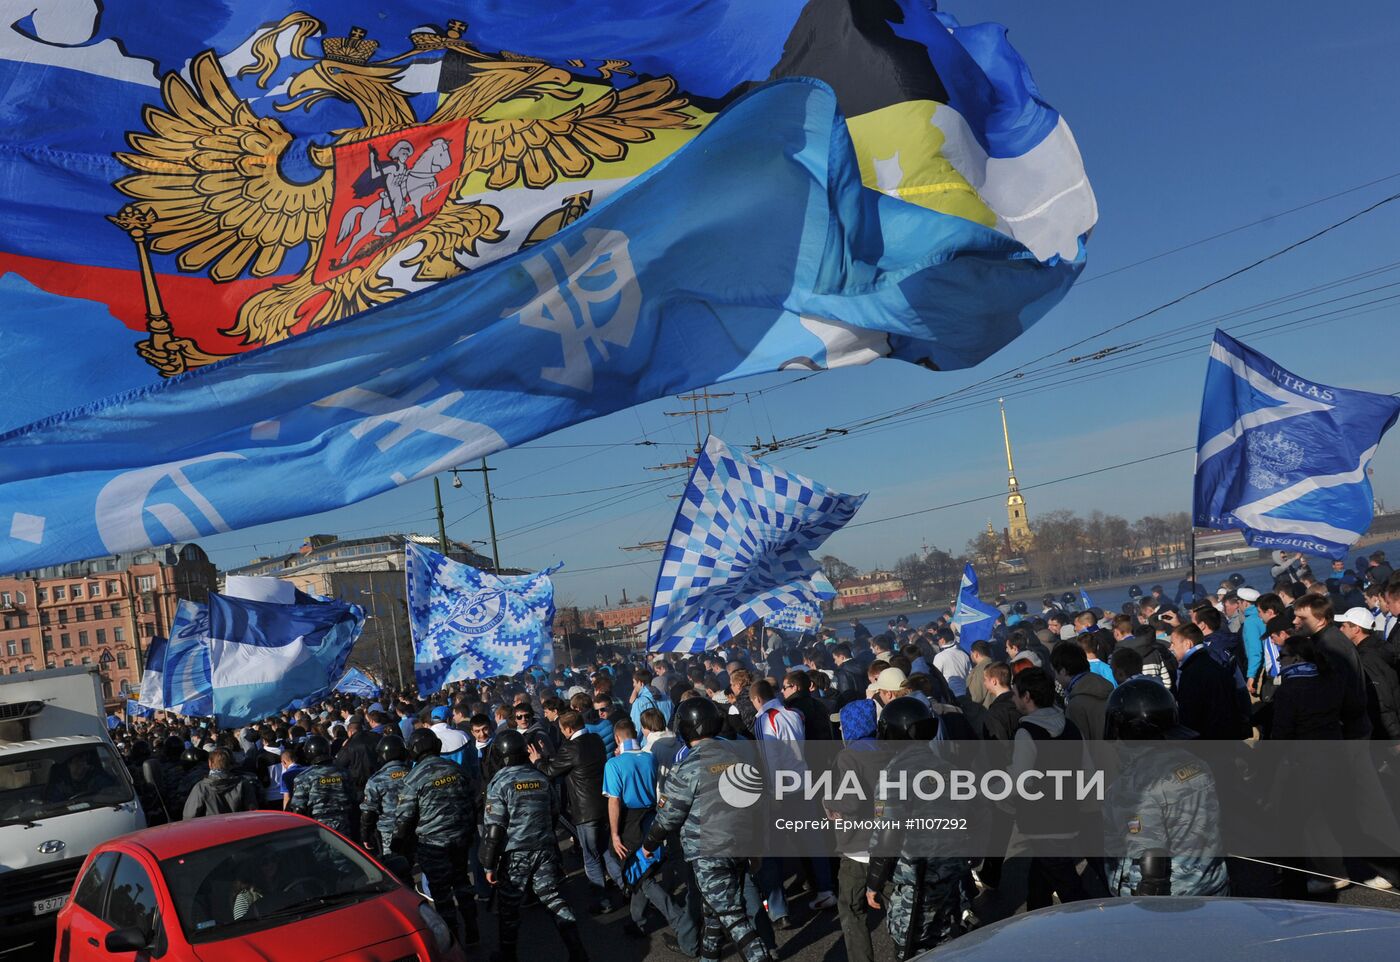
[952,564,1000,652]
[406,543,558,695]
[137,634,167,710]
[163,600,213,717]
[647,436,864,653]
[0,2,1093,573]
[207,593,365,725]
[1194,330,1400,558]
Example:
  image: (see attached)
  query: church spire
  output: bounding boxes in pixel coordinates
[999,398,1032,549]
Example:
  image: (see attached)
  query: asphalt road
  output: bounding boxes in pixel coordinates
[9,849,1397,962]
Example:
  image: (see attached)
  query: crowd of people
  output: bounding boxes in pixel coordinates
[108,547,1400,961]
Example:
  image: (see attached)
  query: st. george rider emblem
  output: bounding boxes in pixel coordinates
[318,119,470,283]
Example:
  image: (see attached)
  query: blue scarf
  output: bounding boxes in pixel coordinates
[1279,661,1319,680]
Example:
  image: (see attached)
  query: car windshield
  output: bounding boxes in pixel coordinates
[0,742,133,825]
[160,825,395,943]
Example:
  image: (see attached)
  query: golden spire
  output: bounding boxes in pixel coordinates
[999,398,1033,549]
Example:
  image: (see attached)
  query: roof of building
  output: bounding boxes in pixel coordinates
[224,532,496,578]
[4,543,210,581]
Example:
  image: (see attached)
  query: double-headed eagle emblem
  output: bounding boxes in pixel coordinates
[109,13,697,374]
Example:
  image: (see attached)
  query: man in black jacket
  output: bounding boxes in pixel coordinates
[531,710,614,913]
[831,644,867,709]
[1169,625,1246,740]
[334,716,382,796]
[979,663,1021,741]
[1295,594,1372,739]
[782,670,833,739]
[1336,607,1400,740]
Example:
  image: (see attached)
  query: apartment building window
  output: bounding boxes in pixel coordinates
[137,575,155,592]
[75,607,86,622]
[4,641,14,656]
[140,622,155,638]
[114,627,126,642]
[37,587,47,602]
[39,611,49,626]
[1,591,9,606]
[89,582,102,598]
[71,584,83,598]
[141,597,153,614]
[60,633,70,649]
[78,631,89,647]
[110,603,120,618]
[41,634,52,652]
[96,628,106,645]
[14,590,24,605]
[17,613,27,628]
[107,580,119,595]
[62,658,73,667]
[58,610,67,625]
[53,586,65,600]
[81,656,92,665]
[20,639,30,654]
[117,653,128,669]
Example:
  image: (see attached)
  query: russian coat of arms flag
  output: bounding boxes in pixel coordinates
[0,1,1095,573]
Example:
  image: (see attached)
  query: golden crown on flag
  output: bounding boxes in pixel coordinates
[322,26,379,65]
[410,19,470,51]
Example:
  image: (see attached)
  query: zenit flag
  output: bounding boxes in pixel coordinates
[406,543,558,694]
[0,2,1094,571]
[1194,330,1400,558]
[952,564,999,652]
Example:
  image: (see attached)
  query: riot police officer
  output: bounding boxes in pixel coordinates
[288,734,358,839]
[641,699,773,962]
[360,735,410,855]
[479,728,588,962]
[174,746,208,815]
[1103,679,1229,896]
[865,697,968,960]
[393,728,480,946]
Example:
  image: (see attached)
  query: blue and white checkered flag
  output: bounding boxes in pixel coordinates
[767,598,824,635]
[1195,330,1400,558]
[647,436,865,653]
[406,543,559,696]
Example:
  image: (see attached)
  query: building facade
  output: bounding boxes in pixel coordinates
[594,603,652,631]
[0,544,217,703]
[223,533,503,689]
[833,573,909,610]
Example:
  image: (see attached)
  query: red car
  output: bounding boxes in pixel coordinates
[51,811,468,962]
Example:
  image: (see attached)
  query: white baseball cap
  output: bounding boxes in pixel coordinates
[1236,587,1260,602]
[1335,607,1375,631]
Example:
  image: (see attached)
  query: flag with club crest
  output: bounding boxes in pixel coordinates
[406,543,559,696]
[137,634,167,710]
[1194,330,1400,558]
[767,598,825,635]
[162,599,213,717]
[206,593,365,726]
[952,563,1000,652]
[647,435,865,653]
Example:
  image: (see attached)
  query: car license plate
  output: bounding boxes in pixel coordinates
[33,895,66,916]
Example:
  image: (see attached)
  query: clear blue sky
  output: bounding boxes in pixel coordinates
[197,1,1400,609]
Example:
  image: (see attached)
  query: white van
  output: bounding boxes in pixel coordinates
[0,666,145,940]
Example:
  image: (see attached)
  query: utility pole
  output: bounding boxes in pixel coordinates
[433,476,449,553]
[456,459,501,572]
[665,390,732,453]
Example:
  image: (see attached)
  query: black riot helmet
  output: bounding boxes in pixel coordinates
[1012,600,1028,615]
[674,697,724,746]
[303,734,332,764]
[1128,585,1143,599]
[876,696,938,742]
[1229,572,1246,588]
[179,746,207,770]
[1041,593,1056,607]
[162,735,184,761]
[128,739,151,764]
[407,728,442,762]
[376,734,408,764]
[1060,591,1077,607]
[491,729,528,767]
[1105,678,1179,740]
